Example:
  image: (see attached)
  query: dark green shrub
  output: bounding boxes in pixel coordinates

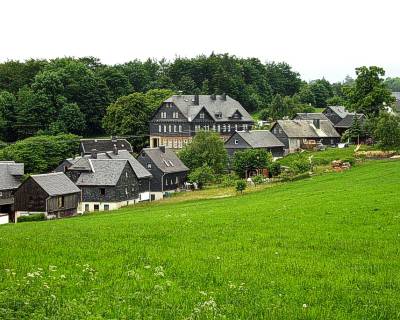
[268,162,281,176]
[236,180,247,194]
[18,213,45,223]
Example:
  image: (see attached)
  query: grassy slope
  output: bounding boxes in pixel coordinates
[1,161,400,319]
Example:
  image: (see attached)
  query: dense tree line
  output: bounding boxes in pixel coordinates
[0,54,303,142]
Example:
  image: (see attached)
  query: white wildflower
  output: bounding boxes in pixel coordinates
[60,275,66,279]
[144,265,151,269]
[154,266,165,277]
[303,304,308,308]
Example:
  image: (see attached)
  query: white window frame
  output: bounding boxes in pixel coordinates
[234,139,239,145]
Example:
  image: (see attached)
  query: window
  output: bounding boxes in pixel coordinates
[104,204,110,211]
[204,124,209,131]
[174,125,177,132]
[126,172,128,178]
[176,176,179,184]
[169,125,172,132]
[217,125,221,132]
[235,124,238,131]
[222,124,226,132]
[165,179,168,186]
[158,125,162,133]
[227,124,231,132]
[100,188,106,196]
[85,204,89,212]
[58,195,65,208]
[125,188,128,195]
[215,112,222,119]
[195,125,200,132]
[179,125,182,132]
[94,204,99,211]
[147,163,152,169]
[173,112,179,118]
[161,112,167,119]
[243,124,248,131]
[200,112,205,119]
[234,139,239,145]
[213,124,216,131]
[163,125,167,132]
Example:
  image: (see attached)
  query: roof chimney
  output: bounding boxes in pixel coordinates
[193,94,199,105]
[159,145,166,153]
[211,94,216,100]
[113,144,118,155]
[313,119,321,129]
[221,93,227,100]
[91,149,98,159]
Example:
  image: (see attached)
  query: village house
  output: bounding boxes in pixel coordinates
[0,161,24,223]
[386,92,400,114]
[65,158,143,212]
[79,137,133,155]
[149,94,254,149]
[322,106,365,135]
[224,130,285,158]
[14,172,81,219]
[55,148,152,201]
[54,148,152,201]
[270,119,340,153]
[137,146,189,200]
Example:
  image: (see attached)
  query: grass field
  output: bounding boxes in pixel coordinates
[1,160,400,319]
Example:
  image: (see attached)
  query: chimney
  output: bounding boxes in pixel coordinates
[193,94,199,105]
[113,144,118,155]
[221,93,227,100]
[211,94,216,100]
[159,145,166,153]
[313,119,320,129]
[91,149,98,159]
[111,135,117,143]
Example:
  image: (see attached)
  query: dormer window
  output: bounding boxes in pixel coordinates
[215,112,222,119]
[234,139,239,145]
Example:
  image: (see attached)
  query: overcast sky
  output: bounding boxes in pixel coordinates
[1,0,399,82]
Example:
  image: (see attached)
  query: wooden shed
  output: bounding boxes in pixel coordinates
[14,172,81,219]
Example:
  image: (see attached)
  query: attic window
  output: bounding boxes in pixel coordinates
[234,139,239,145]
[147,163,152,169]
[100,188,106,196]
[141,152,146,157]
[200,112,205,119]
[215,112,222,119]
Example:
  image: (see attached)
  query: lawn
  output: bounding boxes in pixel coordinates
[1,160,400,319]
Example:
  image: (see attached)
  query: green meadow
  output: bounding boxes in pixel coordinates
[1,160,400,319]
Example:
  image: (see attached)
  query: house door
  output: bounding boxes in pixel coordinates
[152,138,159,148]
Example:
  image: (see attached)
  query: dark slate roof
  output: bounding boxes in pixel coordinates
[335,114,365,128]
[235,131,285,148]
[275,120,340,138]
[140,147,189,173]
[325,106,352,119]
[0,161,24,190]
[75,159,129,186]
[80,138,133,153]
[67,150,151,179]
[164,95,253,122]
[31,172,81,196]
[294,113,329,121]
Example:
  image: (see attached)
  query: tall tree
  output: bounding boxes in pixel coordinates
[178,131,228,173]
[269,94,288,120]
[344,66,395,117]
[265,62,302,96]
[0,91,18,141]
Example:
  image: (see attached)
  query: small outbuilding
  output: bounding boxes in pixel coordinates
[224,130,285,158]
[14,172,81,219]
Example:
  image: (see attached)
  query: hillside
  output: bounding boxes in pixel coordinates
[1,160,400,319]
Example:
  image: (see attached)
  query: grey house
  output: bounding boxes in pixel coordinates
[293,113,330,121]
[224,130,285,158]
[323,106,365,135]
[14,173,81,219]
[149,94,254,149]
[0,161,24,221]
[55,149,152,201]
[66,159,143,212]
[79,137,133,155]
[270,119,340,153]
[137,146,189,200]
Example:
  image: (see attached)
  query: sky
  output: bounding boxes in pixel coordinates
[1,0,399,82]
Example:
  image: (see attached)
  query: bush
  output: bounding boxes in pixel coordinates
[236,180,247,194]
[290,155,311,174]
[252,175,264,186]
[219,173,240,187]
[18,213,45,223]
[268,162,281,177]
[188,165,215,189]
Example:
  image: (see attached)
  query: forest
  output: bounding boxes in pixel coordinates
[0,53,381,144]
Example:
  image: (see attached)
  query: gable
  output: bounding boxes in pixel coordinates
[152,102,187,121]
[229,109,243,120]
[192,106,214,121]
[224,132,251,148]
